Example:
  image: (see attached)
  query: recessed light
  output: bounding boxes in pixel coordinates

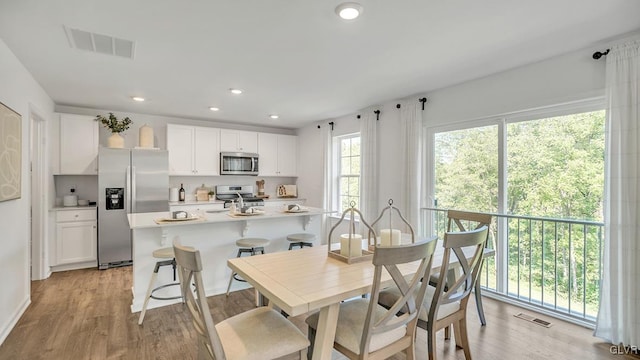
[269,114,279,119]
[209,107,220,111]
[230,88,243,95]
[132,96,145,102]
[335,2,363,20]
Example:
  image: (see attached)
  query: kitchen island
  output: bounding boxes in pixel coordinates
[127,206,327,313]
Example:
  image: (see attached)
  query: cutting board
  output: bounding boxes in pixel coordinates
[277,185,297,198]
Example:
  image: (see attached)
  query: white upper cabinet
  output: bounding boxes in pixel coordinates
[258,133,297,177]
[167,124,220,176]
[59,114,99,174]
[220,129,258,153]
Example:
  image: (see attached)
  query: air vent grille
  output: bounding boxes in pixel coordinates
[64,26,135,59]
[514,312,552,328]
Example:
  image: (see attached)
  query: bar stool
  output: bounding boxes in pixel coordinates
[226,237,270,297]
[138,247,183,325]
[286,233,315,250]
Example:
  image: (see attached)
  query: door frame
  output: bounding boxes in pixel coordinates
[29,106,48,280]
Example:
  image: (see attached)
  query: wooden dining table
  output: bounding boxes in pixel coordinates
[227,239,495,360]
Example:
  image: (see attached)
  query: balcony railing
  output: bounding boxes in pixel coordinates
[421,207,603,325]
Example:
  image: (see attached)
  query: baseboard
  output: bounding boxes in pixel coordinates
[50,261,97,273]
[0,297,30,346]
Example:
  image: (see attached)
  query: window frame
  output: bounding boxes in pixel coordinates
[333,132,361,215]
[425,97,605,215]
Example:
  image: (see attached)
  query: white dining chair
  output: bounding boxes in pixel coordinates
[439,210,492,326]
[173,240,309,360]
[306,237,438,360]
[378,226,488,360]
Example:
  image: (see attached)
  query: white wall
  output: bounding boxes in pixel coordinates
[0,38,55,344]
[297,47,607,220]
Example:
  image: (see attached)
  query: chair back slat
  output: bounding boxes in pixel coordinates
[360,237,438,355]
[430,226,488,309]
[173,240,226,360]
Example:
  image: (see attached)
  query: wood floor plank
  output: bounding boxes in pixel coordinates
[0,266,637,360]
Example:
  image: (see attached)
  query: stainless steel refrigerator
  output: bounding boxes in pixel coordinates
[98,148,169,269]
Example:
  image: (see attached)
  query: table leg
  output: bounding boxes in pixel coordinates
[311,303,340,360]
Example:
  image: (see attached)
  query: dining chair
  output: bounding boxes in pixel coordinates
[378,226,488,360]
[306,237,438,360]
[173,240,310,360]
[434,210,492,326]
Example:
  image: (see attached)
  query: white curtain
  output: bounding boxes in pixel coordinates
[321,123,334,243]
[595,39,640,347]
[399,100,423,234]
[360,108,379,225]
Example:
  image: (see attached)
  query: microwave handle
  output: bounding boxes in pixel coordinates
[251,157,256,172]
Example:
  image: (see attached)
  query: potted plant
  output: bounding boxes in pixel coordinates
[95,112,132,148]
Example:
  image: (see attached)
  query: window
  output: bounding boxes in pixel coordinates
[427,100,606,322]
[336,134,360,213]
[432,108,605,220]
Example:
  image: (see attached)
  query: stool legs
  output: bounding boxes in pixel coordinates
[226,247,265,297]
[138,259,183,325]
[138,266,160,325]
[288,242,313,250]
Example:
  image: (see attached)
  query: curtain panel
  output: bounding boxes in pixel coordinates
[399,100,423,233]
[595,39,640,348]
[360,108,379,225]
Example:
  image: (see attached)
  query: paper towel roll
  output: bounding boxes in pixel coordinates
[169,188,179,202]
[139,124,154,148]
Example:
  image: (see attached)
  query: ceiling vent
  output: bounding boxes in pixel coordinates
[64,26,135,59]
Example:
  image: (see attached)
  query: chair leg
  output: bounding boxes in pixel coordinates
[427,325,437,360]
[453,323,462,349]
[474,281,486,326]
[458,318,471,359]
[138,270,159,325]
[307,327,316,360]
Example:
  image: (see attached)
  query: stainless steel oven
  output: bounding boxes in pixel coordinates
[220,152,259,176]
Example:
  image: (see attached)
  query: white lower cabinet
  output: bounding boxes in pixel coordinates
[53,208,97,271]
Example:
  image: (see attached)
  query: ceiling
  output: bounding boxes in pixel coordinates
[1,1,639,129]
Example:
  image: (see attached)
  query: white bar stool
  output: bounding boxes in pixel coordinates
[286,233,315,250]
[138,247,183,325]
[226,237,270,298]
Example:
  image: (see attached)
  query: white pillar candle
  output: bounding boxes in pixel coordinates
[139,124,154,148]
[340,234,363,257]
[380,229,402,246]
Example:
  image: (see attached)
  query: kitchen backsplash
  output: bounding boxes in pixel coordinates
[54,175,98,205]
[53,175,296,205]
[170,176,297,201]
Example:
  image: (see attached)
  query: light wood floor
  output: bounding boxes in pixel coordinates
[0,267,635,360]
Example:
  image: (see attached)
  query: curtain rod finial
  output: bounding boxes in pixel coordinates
[592,49,610,60]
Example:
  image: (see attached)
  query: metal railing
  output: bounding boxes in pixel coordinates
[421,207,604,324]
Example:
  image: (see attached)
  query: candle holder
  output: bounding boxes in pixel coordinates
[327,201,375,264]
[368,199,416,251]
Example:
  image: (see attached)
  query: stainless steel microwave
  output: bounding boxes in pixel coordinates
[220,152,259,175]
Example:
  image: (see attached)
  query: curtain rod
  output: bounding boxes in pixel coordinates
[395,97,428,110]
[592,49,610,60]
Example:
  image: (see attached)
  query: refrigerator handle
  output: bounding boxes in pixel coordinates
[126,166,132,213]
[131,166,137,213]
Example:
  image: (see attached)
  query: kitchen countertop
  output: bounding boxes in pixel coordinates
[50,205,97,211]
[128,206,328,229]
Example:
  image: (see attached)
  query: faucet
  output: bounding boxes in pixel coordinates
[236,192,244,209]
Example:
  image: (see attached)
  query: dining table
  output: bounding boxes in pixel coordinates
[227,238,495,360]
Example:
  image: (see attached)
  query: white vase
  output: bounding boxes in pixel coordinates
[107,133,125,148]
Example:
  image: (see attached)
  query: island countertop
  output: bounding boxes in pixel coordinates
[127,205,329,313]
[127,206,329,229]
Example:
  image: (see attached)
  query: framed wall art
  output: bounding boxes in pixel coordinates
[0,101,21,202]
